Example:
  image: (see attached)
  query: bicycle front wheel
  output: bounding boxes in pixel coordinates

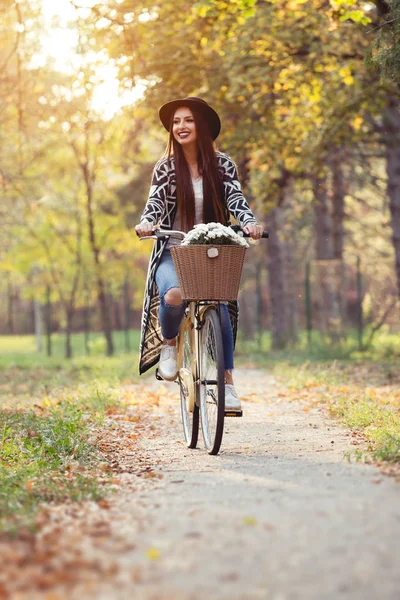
[179,320,199,449]
[199,308,225,455]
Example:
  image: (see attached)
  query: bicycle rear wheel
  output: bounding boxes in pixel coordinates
[199,308,225,455]
[179,320,199,448]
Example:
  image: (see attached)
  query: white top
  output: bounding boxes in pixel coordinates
[167,176,204,248]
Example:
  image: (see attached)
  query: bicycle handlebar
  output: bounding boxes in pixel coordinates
[138,226,269,241]
[138,229,186,241]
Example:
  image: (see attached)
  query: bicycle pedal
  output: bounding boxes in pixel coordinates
[225,410,243,417]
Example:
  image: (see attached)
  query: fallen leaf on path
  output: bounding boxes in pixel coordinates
[185,531,202,538]
[243,517,257,526]
[146,548,161,560]
[143,472,163,479]
[220,573,239,582]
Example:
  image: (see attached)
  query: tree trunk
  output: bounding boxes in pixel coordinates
[266,206,287,349]
[65,310,73,359]
[313,174,342,340]
[123,274,131,352]
[314,174,334,260]
[7,275,14,334]
[255,260,263,349]
[383,99,400,297]
[46,284,52,357]
[84,282,91,356]
[240,290,254,341]
[282,179,298,343]
[96,277,114,355]
[85,182,114,355]
[114,298,122,331]
[331,147,346,261]
[331,147,347,327]
[33,297,42,352]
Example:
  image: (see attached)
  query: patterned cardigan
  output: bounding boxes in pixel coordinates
[138,151,257,375]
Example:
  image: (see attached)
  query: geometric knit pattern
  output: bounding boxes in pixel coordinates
[138,152,257,375]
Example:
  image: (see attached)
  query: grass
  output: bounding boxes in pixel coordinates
[0,330,141,402]
[0,329,141,360]
[0,330,146,534]
[328,393,400,464]
[0,381,120,534]
[236,327,400,365]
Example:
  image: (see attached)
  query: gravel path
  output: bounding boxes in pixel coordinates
[12,367,399,600]
[76,367,400,600]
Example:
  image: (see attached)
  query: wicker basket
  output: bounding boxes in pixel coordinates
[170,244,246,301]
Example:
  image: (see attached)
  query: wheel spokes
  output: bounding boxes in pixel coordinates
[179,324,199,448]
[200,316,221,450]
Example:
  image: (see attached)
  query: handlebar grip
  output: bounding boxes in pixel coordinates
[231,225,269,238]
[242,231,269,238]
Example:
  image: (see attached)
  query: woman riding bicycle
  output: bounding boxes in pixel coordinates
[135,97,263,411]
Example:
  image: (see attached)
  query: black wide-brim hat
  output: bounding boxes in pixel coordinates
[159,96,221,140]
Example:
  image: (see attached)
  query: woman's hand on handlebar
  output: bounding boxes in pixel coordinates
[243,222,264,240]
[135,220,154,238]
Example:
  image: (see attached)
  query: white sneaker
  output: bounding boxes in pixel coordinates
[158,344,178,381]
[225,384,241,411]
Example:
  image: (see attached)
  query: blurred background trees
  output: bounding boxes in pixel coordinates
[1,0,399,357]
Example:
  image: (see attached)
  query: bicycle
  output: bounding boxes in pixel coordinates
[140,226,268,455]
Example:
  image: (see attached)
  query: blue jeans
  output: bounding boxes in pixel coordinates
[155,249,234,370]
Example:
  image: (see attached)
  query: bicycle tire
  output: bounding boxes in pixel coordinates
[199,308,225,455]
[179,320,199,448]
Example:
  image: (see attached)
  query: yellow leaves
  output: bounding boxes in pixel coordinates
[339,66,354,86]
[352,115,363,131]
[284,155,301,172]
[243,516,257,526]
[241,393,260,403]
[123,414,140,422]
[143,472,163,479]
[120,386,167,408]
[338,9,371,26]
[259,83,270,95]
[146,548,160,560]
[287,0,308,8]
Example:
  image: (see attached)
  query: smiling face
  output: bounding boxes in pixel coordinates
[172,106,197,147]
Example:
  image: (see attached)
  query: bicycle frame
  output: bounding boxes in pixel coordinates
[177,300,217,403]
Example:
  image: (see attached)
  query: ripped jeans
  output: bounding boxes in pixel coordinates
[155,249,234,370]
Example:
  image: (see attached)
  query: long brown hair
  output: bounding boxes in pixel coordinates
[165,107,226,231]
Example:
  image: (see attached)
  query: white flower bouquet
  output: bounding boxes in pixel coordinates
[171,222,248,301]
[181,222,249,248]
